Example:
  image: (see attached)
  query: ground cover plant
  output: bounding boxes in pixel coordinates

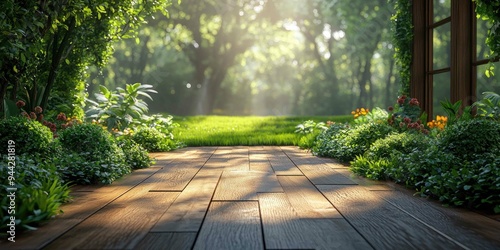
[310,94,500,213]
[173,115,352,146]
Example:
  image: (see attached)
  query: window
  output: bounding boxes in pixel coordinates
[411,0,498,118]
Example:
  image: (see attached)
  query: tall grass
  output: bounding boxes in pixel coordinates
[172,116,352,146]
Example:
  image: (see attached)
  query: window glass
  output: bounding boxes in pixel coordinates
[432,72,450,116]
[433,0,451,23]
[433,22,451,70]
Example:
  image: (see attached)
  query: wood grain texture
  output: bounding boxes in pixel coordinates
[151,171,221,232]
[134,232,196,250]
[45,184,179,250]
[278,176,341,219]
[213,171,283,201]
[317,185,464,249]
[193,201,263,250]
[145,160,207,191]
[258,193,371,250]
[267,149,303,176]
[376,190,500,249]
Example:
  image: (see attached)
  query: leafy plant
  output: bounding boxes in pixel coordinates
[312,123,351,157]
[315,122,394,162]
[117,137,153,169]
[295,120,327,134]
[473,91,500,120]
[86,83,157,131]
[132,127,176,152]
[57,123,130,184]
[0,155,70,232]
[350,132,432,181]
[0,116,54,156]
[440,99,473,125]
[388,96,428,134]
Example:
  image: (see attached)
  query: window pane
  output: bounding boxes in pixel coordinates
[433,72,450,116]
[433,22,451,70]
[477,62,500,98]
[433,0,451,23]
[476,17,490,60]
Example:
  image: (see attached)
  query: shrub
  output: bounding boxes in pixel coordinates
[117,137,153,169]
[0,117,53,156]
[312,123,351,157]
[439,119,500,161]
[350,132,432,180]
[57,123,130,184]
[132,127,175,152]
[0,155,70,232]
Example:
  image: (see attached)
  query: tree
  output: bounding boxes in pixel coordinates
[165,0,279,114]
[0,0,172,118]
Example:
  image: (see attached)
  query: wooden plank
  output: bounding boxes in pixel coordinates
[151,171,221,232]
[213,171,283,201]
[134,232,196,250]
[44,184,179,250]
[296,163,357,185]
[268,150,303,176]
[258,193,372,250]
[193,201,263,250]
[249,147,273,172]
[278,176,341,219]
[145,160,206,191]
[203,157,249,171]
[376,190,500,249]
[317,185,464,249]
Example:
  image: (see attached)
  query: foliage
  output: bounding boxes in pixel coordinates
[473,91,500,120]
[440,99,474,125]
[388,95,428,134]
[352,107,389,124]
[314,122,394,162]
[0,116,53,156]
[132,127,175,152]
[350,132,432,180]
[116,137,153,169]
[295,120,327,134]
[0,0,173,118]
[474,0,500,64]
[86,83,158,131]
[57,123,130,184]
[390,0,413,95]
[439,119,500,161]
[0,155,70,232]
[312,123,351,157]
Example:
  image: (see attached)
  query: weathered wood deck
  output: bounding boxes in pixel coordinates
[3,146,500,249]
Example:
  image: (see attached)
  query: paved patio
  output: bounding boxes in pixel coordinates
[3,146,500,249]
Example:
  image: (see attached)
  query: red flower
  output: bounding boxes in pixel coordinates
[34,106,43,114]
[56,112,67,121]
[409,98,420,106]
[397,98,405,105]
[388,106,394,112]
[30,112,37,120]
[37,114,44,122]
[403,117,411,124]
[16,100,25,108]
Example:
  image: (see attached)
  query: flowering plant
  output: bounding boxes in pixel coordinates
[387,95,428,134]
[427,115,448,130]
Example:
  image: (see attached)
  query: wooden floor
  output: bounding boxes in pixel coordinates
[3,146,500,250]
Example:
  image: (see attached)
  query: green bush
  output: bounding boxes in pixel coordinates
[312,123,351,157]
[132,127,175,152]
[0,155,70,233]
[57,123,130,184]
[320,123,394,162]
[117,137,153,169]
[351,132,432,180]
[439,119,500,161]
[0,117,53,156]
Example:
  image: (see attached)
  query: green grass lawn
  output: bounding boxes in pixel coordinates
[172,115,352,146]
